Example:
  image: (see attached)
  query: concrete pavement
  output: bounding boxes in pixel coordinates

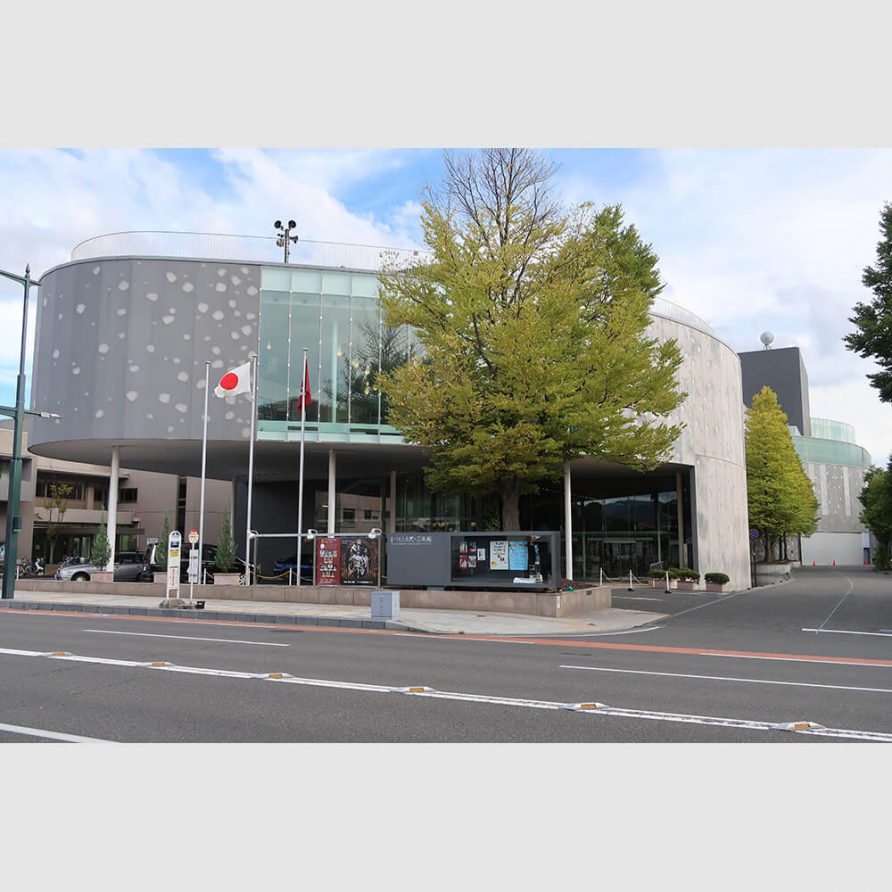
[0,587,667,636]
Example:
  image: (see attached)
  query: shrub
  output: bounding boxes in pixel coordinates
[676,567,700,582]
[156,516,170,567]
[91,526,111,569]
[215,507,237,572]
[704,572,729,584]
[647,568,669,579]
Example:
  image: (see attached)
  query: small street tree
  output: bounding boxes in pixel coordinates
[39,482,74,564]
[845,202,892,401]
[858,458,892,570]
[156,515,170,567]
[745,386,819,559]
[90,525,111,570]
[215,507,236,572]
[379,148,685,529]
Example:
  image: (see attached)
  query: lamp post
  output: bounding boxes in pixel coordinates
[0,265,42,598]
[274,219,299,264]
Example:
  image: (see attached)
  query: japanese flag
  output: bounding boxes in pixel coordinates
[215,361,252,398]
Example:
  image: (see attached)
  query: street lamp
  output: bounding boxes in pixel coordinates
[274,219,299,264]
[0,265,43,599]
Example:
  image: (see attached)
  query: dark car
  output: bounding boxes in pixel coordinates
[272,554,314,583]
[141,542,220,583]
[55,551,148,582]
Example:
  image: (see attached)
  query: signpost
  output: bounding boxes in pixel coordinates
[166,530,182,600]
[187,529,199,598]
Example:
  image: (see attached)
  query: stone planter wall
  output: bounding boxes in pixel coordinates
[754,561,794,586]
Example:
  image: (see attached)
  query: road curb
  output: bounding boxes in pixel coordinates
[0,599,421,634]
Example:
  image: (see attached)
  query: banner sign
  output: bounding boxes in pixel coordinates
[339,537,379,585]
[315,537,341,587]
[166,530,182,597]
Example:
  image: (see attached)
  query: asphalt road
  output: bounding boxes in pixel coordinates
[1,566,890,743]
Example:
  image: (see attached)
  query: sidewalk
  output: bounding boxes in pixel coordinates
[0,588,666,637]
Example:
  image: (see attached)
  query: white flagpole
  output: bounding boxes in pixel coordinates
[245,353,258,586]
[296,347,308,589]
[198,360,210,589]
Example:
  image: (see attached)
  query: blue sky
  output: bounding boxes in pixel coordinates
[0,147,890,462]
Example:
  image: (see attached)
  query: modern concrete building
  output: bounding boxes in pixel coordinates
[0,421,229,567]
[738,347,872,566]
[25,232,752,589]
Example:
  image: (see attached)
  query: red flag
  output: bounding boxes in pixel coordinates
[295,353,312,413]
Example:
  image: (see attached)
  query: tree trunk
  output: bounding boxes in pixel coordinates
[500,478,521,531]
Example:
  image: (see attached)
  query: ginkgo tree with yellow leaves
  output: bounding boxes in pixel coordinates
[378,148,686,530]
[745,386,819,560]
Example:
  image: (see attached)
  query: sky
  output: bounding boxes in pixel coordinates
[0,147,889,463]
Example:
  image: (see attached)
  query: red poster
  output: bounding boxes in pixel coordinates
[315,537,341,586]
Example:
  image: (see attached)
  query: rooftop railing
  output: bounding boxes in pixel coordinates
[70,230,716,336]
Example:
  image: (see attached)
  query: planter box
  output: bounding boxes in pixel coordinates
[705,582,726,593]
[91,571,114,583]
[676,580,699,591]
[213,573,242,586]
[755,561,794,586]
[153,572,166,584]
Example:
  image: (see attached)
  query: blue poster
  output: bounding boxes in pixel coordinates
[508,539,529,572]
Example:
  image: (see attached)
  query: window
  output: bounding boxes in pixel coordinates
[118,489,138,503]
[36,478,85,501]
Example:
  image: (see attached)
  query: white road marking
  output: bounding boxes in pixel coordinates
[802,628,892,639]
[700,652,892,668]
[816,576,855,631]
[0,721,115,743]
[561,663,892,694]
[82,629,289,647]
[612,596,665,602]
[571,626,665,637]
[2,646,891,742]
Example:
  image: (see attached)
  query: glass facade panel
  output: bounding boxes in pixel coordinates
[259,266,411,435]
[258,290,290,420]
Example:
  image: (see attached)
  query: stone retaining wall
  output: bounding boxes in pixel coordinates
[14,580,611,618]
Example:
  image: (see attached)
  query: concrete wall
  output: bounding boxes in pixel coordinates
[649,317,751,590]
[800,531,867,567]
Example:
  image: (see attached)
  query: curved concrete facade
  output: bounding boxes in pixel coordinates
[29,254,752,590]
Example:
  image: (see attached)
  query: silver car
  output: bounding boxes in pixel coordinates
[55,551,148,582]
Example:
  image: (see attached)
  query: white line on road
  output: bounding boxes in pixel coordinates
[611,597,666,602]
[82,629,290,647]
[3,646,891,742]
[801,628,892,639]
[816,576,855,631]
[561,663,892,695]
[700,652,892,668]
[0,721,115,743]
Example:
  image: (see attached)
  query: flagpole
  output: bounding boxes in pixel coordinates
[198,360,210,587]
[245,352,258,586]
[296,347,308,589]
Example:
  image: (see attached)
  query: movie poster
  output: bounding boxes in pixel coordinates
[490,540,509,570]
[339,537,379,585]
[508,539,529,572]
[315,537,341,586]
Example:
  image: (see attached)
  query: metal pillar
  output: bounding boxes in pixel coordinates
[327,450,336,535]
[105,446,120,571]
[564,463,573,581]
[676,471,685,567]
[388,471,397,534]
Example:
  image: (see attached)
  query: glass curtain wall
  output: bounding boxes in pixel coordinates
[258,267,413,431]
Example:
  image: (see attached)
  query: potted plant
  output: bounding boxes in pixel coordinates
[675,567,700,591]
[704,572,729,593]
[213,508,241,585]
[90,527,113,583]
[647,567,671,588]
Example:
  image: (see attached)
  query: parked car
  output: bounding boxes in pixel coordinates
[141,542,220,583]
[55,551,148,582]
[272,554,314,582]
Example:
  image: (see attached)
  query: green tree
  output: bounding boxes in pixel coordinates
[39,482,74,564]
[215,507,236,572]
[156,515,170,567]
[378,148,685,529]
[91,525,111,569]
[858,459,892,570]
[745,387,819,560]
[844,202,892,401]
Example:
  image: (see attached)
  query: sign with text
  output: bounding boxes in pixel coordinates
[166,530,182,597]
[489,540,509,570]
[315,537,341,586]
